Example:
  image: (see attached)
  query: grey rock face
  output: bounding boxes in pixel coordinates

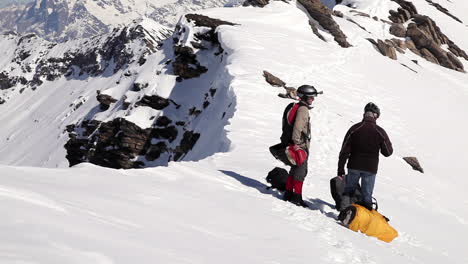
[386,0,467,72]
[243,0,270,7]
[65,14,234,169]
[297,0,351,48]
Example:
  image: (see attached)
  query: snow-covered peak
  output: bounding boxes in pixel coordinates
[0,0,236,41]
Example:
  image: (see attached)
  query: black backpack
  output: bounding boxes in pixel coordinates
[330,176,362,211]
[280,102,299,145]
[269,103,300,167]
[266,167,289,191]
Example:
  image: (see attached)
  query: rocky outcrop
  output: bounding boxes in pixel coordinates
[136,95,170,110]
[65,14,229,169]
[0,69,28,90]
[389,23,406,38]
[406,16,465,72]
[262,70,297,99]
[425,0,463,24]
[367,39,397,60]
[243,0,270,7]
[65,117,201,169]
[387,0,467,72]
[173,46,208,80]
[96,93,117,111]
[403,157,424,173]
[185,14,237,44]
[389,0,417,23]
[297,0,351,48]
[172,14,236,81]
[263,71,286,87]
[377,40,397,60]
[309,21,327,42]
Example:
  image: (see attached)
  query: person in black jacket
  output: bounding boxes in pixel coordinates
[337,102,393,210]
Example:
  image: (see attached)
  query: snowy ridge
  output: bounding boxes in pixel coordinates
[1,0,468,263]
[64,13,237,168]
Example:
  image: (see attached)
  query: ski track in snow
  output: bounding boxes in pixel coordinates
[0,185,66,213]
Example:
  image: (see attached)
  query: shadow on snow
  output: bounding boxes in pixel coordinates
[219,170,338,220]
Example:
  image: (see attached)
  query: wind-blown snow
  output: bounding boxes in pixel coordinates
[1,0,468,263]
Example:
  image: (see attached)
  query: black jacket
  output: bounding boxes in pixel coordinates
[338,116,393,175]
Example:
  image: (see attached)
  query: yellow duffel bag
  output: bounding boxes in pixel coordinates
[340,204,398,243]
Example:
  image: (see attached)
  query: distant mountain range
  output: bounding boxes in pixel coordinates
[0,0,33,9]
[0,0,239,41]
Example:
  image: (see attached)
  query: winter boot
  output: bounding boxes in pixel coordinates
[283,190,293,201]
[283,175,294,201]
[290,193,308,208]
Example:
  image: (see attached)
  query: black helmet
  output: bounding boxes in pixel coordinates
[297,85,322,99]
[364,102,380,117]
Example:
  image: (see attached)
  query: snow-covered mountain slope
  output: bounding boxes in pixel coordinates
[1,0,468,262]
[0,18,172,167]
[0,0,239,41]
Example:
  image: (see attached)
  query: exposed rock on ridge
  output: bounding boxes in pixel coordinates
[386,0,467,72]
[65,14,234,169]
[173,14,237,81]
[243,0,270,7]
[297,0,352,48]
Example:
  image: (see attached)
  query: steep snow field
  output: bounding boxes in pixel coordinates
[1,0,468,263]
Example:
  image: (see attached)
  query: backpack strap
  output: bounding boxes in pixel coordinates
[287,103,300,125]
[372,197,378,211]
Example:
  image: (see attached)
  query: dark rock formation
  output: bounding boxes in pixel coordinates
[389,0,417,23]
[350,10,371,18]
[333,10,344,18]
[389,23,406,38]
[377,39,397,60]
[96,93,118,111]
[297,0,352,48]
[172,14,237,80]
[173,131,201,161]
[145,142,168,161]
[136,95,170,110]
[173,46,208,80]
[367,39,397,60]
[406,16,464,71]
[347,18,370,33]
[262,71,298,99]
[263,70,286,87]
[243,0,270,7]
[0,72,16,90]
[155,116,172,127]
[185,14,237,45]
[425,0,463,23]
[387,0,467,72]
[403,157,424,173]
[309,21,327,42]
[132,82,149,91]
[65,117,200,169]
[64,15,229,169]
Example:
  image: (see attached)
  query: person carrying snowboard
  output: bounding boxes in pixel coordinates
[281,85,322,207]
[337,102,393,210]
